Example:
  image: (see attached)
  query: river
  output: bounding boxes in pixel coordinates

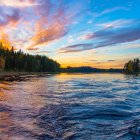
[0,73,140,140]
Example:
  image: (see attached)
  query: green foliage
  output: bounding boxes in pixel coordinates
[124,58,140,74]
[0,43,60,72]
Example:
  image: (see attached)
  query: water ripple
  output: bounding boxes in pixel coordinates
[0,73,140,140]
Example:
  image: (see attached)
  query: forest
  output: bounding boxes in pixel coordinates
[0,43,60,72]
[124,58,140,74]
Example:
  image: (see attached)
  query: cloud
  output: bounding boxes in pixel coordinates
[92,6,129,17]
[107,60,116,62]
[28,0,90,49]
[101,6,128,14]
[36,51,50,54]
[98,19,135,28]
[27,47,39,51]
[0,0,87,50]
[0,0,139,62]
[123,43,140,49]
[31,22,69,47]
[67,36,75,43]
[28,0,72,49]
[59,26,140,53]
[80,19,139,41]
[96,27,140,49]
[79,33,95,40]
[0,6,21,27]
[88,60,98,62]
[0,0,38,7]
[59,43,93,53]
[87,20,93,24]
[79,26,114,41]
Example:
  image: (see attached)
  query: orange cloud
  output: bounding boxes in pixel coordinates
[31,22,68,47]
[28,1,71,49]
[27,47,39,51]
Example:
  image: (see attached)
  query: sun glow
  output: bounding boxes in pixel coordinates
[0,33,12,50]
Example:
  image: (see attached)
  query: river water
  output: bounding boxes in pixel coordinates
[0,73,140,140]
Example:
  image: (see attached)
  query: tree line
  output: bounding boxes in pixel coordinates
[123,58,140,74]
[62,66,122,73]
[0,42,60,72]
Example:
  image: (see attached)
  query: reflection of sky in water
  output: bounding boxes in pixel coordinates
[0,74,140,140]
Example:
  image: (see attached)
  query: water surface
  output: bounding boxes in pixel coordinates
[0,73,140,140]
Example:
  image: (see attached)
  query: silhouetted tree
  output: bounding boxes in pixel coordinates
[124,58,140,74]
[0,42,60,72]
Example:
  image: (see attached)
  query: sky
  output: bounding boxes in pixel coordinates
[0,0,140,68]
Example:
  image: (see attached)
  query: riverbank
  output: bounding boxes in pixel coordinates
[0,72,59,82]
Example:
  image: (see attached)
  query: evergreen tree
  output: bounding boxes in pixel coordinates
[0,42,61,72]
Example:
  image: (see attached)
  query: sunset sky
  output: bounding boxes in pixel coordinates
[0,0,140,68]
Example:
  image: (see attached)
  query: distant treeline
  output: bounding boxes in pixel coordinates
[62,66,122,73]
[62,59,140,74]
[0,43,60,72]
[123,58,140,74]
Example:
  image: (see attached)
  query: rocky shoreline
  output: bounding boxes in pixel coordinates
[0,72,52,82]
